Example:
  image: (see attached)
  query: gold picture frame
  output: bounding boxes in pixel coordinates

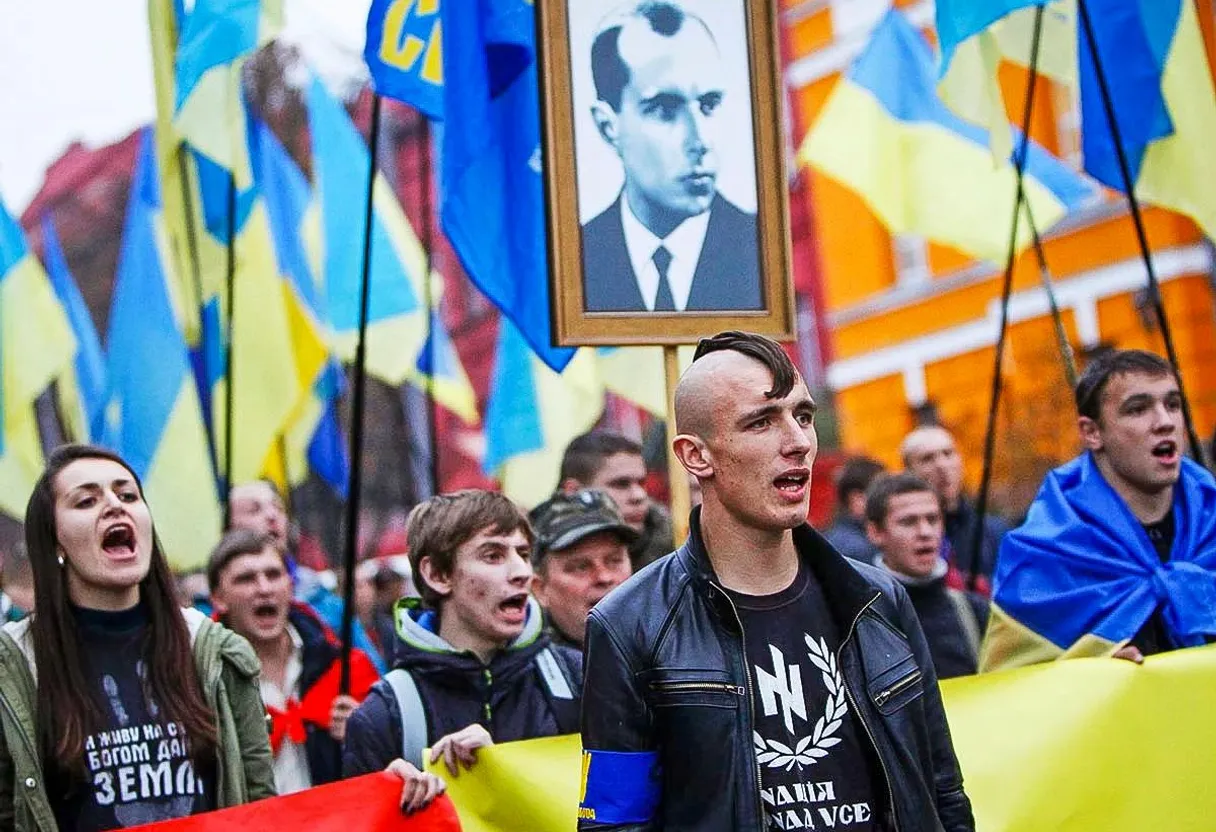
[537,0,795,347]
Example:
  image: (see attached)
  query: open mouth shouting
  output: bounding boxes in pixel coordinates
[1151,439,1180,466]
[252,602,282,627]
[497,593,529,626]
[100,523,138,561]
[773,468,810,502]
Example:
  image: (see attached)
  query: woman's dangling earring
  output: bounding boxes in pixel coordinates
[56,553,65,567]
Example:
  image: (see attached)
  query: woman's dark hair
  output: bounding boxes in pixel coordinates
[24,444,217,777]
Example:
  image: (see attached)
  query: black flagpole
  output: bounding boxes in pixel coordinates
[339,92,383,698]
[223,171,237,503]
[1075,0,1204,462]
[967,5,1045,591]
[420,119,441,497]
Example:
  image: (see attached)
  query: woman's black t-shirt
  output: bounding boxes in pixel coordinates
[48,604,216,831]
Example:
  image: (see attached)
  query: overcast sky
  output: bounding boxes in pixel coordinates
[0,0,371,214]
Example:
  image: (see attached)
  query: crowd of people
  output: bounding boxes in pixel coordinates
[0,332,1208,831]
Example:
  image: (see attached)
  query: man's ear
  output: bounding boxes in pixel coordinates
[865,520,884,549]
[1078,416,1103,452]
[210,591,229,618]
[531,572,549,606]
[558,478,581,495]
[591,101,620,151]
[673,434,713,480]
[418,556,453,600]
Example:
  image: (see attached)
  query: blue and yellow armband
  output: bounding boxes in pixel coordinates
[579,749,661,824]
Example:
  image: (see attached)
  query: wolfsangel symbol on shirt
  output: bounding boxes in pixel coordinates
[753,635,848,770]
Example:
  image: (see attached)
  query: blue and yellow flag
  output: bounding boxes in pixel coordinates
[435,646,1216,832]
[249,115,337,492]
[183,97,311,488]
[482,322,672,507]
[936,0,1216,239]
[364,0,444,119]
[173,0,282,189]
[0,196,76,518]
[305,76,477,423]
[364,0,573,372]
[982,452,1216,672]
[483,319,602,506]
[306,77,425,383]
[800,10,1093,263]
[41,213,108,443]
[105,131,222,570]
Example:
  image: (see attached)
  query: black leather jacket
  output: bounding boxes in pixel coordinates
[580,512,974,831]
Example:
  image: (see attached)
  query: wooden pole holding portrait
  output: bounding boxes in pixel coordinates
[537,0,795,543]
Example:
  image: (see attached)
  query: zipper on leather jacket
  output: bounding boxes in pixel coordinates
[837,593,900,832]
[649,680,746,696]
[873,670,922,709]
[710,582,767,831]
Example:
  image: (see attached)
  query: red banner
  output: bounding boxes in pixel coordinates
[129,773,462,831]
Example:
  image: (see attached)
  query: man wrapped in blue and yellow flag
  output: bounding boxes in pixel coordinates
[982,349,1216,672]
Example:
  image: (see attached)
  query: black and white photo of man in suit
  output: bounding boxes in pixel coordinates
[581,1,762,313]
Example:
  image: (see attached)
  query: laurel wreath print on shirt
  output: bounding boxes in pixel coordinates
[753,635,848,772]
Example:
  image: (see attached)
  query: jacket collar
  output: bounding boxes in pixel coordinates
[392,595,545,657]
[679,506,882,629]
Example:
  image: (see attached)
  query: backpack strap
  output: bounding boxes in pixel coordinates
[946,588,982,661]
[534,646,581,734]
[384,668,428,768]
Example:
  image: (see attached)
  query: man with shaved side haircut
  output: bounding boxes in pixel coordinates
[581,0,761,313]
[579,331,974,831]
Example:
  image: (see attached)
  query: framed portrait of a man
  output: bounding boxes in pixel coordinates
[538,0,795,346]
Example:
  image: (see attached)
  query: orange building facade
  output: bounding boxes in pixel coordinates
[781,0,1216,512]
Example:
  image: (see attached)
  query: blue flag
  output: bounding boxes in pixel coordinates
[436,0,573,371]
[41,214,108,440]
[1077,0,1178,190]
[365,0,573,371]
[364,0,444,119]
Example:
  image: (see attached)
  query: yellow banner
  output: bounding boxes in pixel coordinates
[431,645,1216,831]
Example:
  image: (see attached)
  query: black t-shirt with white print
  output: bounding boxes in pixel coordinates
[49,604,216,831]
[726,561,879,832]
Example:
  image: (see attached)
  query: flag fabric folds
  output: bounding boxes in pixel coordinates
[0,196,77,518]
[367,0,573,371]
[250,115,342,492]
[306,78,425,382]
[800,10,1093,264]
[1075,0,1175,191]
[40,213,108,443]
[105,131,222,570]
[128,773,461,830]
[435,647,1216,832]
[1125,0,1216,239]
[935,0,1216,239]
[305,77,477,422]
[936,0,1076,164]
[173,0,282,189]
[981,452,1216,673]
[364,0,444,120]
[483,321,670,507]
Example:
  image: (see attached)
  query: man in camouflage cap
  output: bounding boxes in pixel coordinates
[529,489,637,650]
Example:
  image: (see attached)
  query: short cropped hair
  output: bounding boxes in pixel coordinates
[835,456,886,506]
[559,431,644,485]
[591,1,712,111]
[1075,349,1174,421]
[406,490,534,610]
[692,330,799,400]
[206,529,281,592]
[864,473,941,528]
